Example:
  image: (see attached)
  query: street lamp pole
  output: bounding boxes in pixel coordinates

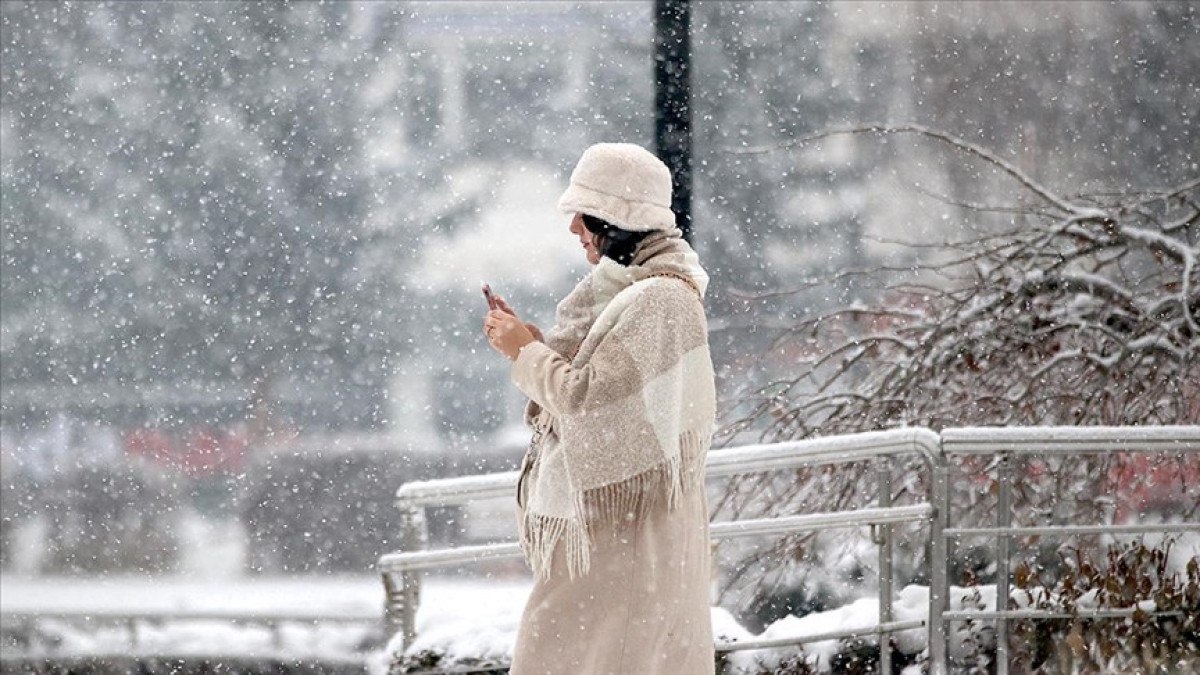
[654,0,693,243]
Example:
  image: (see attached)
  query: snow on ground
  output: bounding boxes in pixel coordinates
[0,574,1047,672]
[381,592,759,672]
[0,572,533,664]
[8,570,880,671]
[381,581,1004,674]
[0,573,386,617]
[711,605,756,645]
[18,617,372,663]
[721,584,998,674]
[376,574,532,670]
[13,549,1199,672]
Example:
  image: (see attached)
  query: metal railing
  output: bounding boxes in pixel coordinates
[379,427,946,674]
[934,426,1200,675]
[379,425,1200,674]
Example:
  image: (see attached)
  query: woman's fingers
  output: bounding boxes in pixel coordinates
[484,311,502,335]
[483,310,534,360]
[494,295,517,317]
[485,310,519,332]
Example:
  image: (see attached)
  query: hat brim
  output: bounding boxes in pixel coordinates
[557,182,676,233]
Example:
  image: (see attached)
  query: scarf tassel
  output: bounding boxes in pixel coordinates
[519,429,710,581]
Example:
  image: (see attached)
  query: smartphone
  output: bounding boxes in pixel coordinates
[482,283,498,311]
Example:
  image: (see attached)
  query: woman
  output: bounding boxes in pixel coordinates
[483,142,717,675]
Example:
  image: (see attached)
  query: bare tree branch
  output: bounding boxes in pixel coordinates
[726,124,1102,216]
[713,128,1199,617]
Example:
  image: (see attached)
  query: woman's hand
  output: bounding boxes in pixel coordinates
[492,294,517,317]
[491,294,544,343]
[485,309,536,360]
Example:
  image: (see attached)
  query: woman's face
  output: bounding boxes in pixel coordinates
[569,212,602,266]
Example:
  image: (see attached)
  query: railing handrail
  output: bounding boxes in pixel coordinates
[940,425,1200,454]
[704,426,943,471]
[714,618,927,653]
[377,504,934,573]
[393,469,520,507]
[394,427,942,508]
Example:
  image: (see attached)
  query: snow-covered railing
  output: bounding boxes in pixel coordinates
[379,428,945,674]
[935,425,1200,675]
[379,425,1200,674]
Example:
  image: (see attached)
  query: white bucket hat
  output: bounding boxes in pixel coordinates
[556,142,677,232]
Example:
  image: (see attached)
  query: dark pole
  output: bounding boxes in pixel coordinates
[654,0,692,243]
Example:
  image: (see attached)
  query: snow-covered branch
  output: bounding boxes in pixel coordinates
[715,132,1198,616]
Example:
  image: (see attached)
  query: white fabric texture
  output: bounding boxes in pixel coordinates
[510,226,716,580]
[556,142,677,233]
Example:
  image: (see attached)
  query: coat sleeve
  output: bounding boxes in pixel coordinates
[510,341,586,418]
[509,283,688,419]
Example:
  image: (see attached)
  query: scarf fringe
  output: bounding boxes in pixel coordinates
[519,428,710,581]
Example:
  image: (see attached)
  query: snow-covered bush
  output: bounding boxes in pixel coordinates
[714,127,1198,643]
[1008,538,1200,673]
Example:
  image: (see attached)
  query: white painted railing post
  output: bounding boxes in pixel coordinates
[875,456,894,675]
[927,452,950,675]
[994,453,1013,675]
[383,503,426,650]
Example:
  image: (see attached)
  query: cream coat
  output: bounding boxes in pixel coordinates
[509,463,715,675]
[508,339,716,675]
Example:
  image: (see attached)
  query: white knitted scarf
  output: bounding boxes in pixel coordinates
[516,226,716,580]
